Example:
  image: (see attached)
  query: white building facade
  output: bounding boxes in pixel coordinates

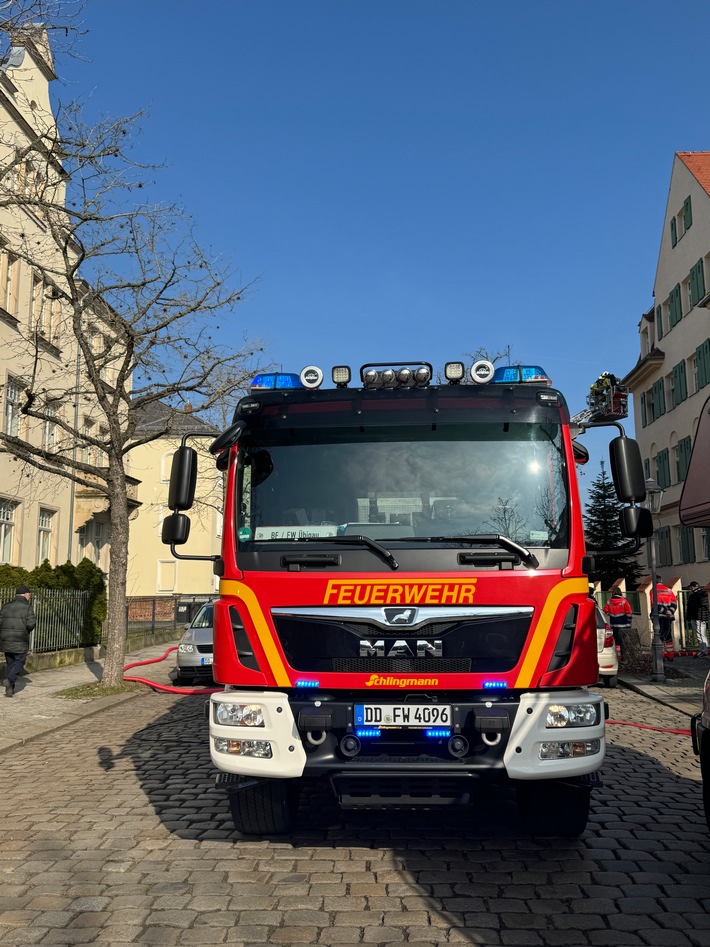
[624,152,710,586]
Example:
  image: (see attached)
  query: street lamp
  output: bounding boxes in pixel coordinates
[644,477,666,683]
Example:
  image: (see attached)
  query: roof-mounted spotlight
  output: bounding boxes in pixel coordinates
[300,365,324,389]
[471,360,495,385]
[444,362,465,384]
[332,365,351,388]
[413,365,432,386]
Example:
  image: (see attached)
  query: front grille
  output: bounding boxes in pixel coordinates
[196,644,212,654]
[332,658,470,674]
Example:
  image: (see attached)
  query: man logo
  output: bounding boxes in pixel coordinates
[384,607,417,625]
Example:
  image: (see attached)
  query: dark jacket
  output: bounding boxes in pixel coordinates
[0,594,37,652]
[687,588,710,622]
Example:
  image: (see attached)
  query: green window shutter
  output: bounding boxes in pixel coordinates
[678,436,692,481]
[691,265,698,306]
[656,305,663,340]
[675,283,683,323]
[641,392,647,427]
[655,448,670,488]
[671,364,679,407]
[699,339,710,389]
[681,526,695,564]
[698,259,706,300]
[679,360,687,401]
[653,378,666,417]
[671,217,678,247]
[684,195,693,230]
[644,457,650,479]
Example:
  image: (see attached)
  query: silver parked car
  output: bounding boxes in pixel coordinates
[596,605,619,688]
[175,603,214,685]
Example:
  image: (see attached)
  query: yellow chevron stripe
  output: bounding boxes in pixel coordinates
[513,578,590,687]
[219,579,291,686]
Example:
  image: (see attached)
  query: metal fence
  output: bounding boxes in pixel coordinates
[0,587,88,653]
[119,594,217,639]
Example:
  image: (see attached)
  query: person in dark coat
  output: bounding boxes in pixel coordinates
[687,581,710,658]
[0,585,36,697]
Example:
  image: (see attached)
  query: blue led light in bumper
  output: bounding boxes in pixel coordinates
[296,679,320,688]
[425,729,451,738]
[355,728,382,738]
[483,681,508,689]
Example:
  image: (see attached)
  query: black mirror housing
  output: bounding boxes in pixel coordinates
[162,512,191,546]
[167,446,198,511]
[619,505,653,539]
[609,436,646,503]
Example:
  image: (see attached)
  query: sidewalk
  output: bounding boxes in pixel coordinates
[0,641,183,755]
[617,652,708,719]
[0,645,707,756]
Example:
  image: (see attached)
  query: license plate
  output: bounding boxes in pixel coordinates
[355,703,451,728]
[201,656,214,665]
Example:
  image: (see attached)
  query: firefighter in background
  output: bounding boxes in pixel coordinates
[603,588,632,659]
[653,579,678,661]
[589,372,619,411]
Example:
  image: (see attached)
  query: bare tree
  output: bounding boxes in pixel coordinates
[0,24,264,684]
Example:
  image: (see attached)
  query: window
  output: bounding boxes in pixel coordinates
[0,499,16,563]
[43,403,58,451]
[670,361,688,408]
[655,448,671,489]
[644,458,650,479]
[77,526,88,560]
[680,525,696,565]
[80,418,94,464]
[0,246,18,315]
[4,377,21,436]
[676,436,692,482]
[37,508,54,565]
[703,528,710,561]
[94,523,105,566]
[690,259,706,307]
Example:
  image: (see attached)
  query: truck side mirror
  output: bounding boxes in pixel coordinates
[619,505,653,539]
[162,512,191,545]
[609,436,646,503]
[168,446,198,511]
[680,394,710,527]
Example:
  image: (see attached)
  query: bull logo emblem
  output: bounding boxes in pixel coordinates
[383,607,417,626]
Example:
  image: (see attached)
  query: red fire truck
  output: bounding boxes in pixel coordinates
[163,359,649,837]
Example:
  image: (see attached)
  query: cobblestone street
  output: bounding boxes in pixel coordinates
[1,682,709,946]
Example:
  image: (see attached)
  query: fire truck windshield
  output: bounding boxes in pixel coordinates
[236,421,569,549]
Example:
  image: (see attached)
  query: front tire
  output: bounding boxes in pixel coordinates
[517,779,591,837]
[227,778,300,836]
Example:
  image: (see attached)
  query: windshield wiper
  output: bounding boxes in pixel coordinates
[263,535,399,570]
[405,533,540,570]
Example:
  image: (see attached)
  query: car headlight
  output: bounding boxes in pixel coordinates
[546,703,598,728]
[214,702,265,727]
[214,738,272,758]
[178,643,195,654]
[539,739,601,760]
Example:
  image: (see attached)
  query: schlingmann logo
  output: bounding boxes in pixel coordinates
[365,674,439,688]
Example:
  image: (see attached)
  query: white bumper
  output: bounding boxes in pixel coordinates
[503,689,605,779]
[209,690,306,778]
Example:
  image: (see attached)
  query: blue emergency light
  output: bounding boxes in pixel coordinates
[492,365,551,385]
[295,679,320,688]
[250,372,304,391]
[355,728,382,738]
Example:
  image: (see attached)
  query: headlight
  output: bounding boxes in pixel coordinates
[546,703,598,728]
[214,702,265,727]
[214,738,272,758]
[178,643,195,653]
[539,739,601,760]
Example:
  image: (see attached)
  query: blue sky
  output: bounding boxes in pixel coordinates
[55,1,710,483]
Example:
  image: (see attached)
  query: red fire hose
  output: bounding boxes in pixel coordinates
[124,647,694,734]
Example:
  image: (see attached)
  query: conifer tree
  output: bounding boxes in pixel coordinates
[583,461,643,589]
